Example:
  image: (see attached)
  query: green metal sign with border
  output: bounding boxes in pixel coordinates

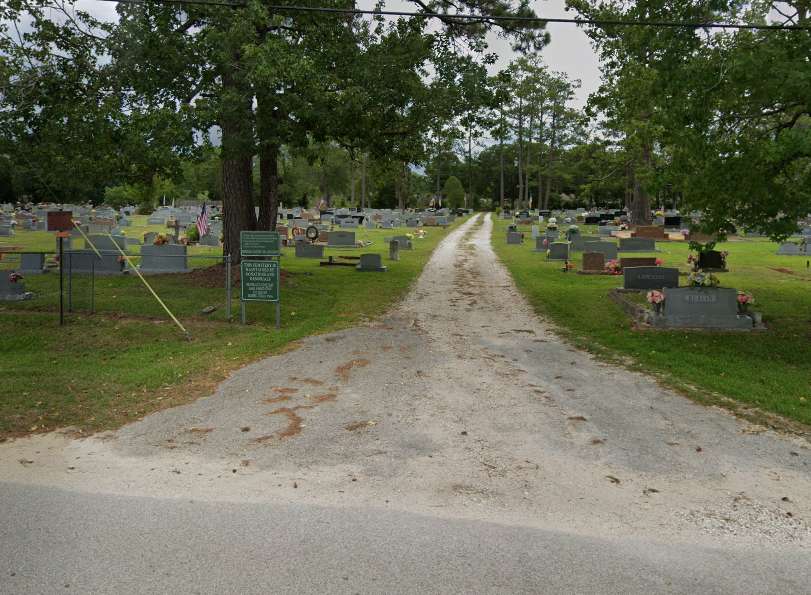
[240,260,280,302]
[240,231,280,257]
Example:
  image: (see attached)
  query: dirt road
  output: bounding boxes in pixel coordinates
[2,213,810,591]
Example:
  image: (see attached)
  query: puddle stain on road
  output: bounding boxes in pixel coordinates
[335,359,371,382]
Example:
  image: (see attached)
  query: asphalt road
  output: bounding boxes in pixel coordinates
[3,481,810,595]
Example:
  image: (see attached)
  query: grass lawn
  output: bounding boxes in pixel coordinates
[0,217,465,437]
[491,217,811,430]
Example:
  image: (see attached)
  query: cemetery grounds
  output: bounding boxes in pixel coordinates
[0,215,466,437]
[492,217,811,430]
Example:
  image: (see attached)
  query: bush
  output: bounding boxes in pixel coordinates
[185,226,200,243]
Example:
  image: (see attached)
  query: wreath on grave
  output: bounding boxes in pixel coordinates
[8,272,23,283]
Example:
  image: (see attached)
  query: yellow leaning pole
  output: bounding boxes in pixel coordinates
[106,233,190,340]
[72,220,103,258]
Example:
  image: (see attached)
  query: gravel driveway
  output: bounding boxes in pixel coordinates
[2,213,810,583]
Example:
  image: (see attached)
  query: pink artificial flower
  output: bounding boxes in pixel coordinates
[655,258,663,266]
[647,290,665,304]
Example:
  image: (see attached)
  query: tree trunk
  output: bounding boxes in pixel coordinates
[517,96,524,210]
[350,158,356,208]
[467,124,473,210]
[499,110,505,211]
[525,111,533,208]
[258,144,279,231]
[220,60,256,263]
[399,161,407,211]
[544,105,558,210]
[537,113,544,210]
[629,144,653,225]
[435,136,441,206]
[361,154,367,210]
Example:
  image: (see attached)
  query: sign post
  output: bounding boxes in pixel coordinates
[239,231,281,327]
[47,211,74,326]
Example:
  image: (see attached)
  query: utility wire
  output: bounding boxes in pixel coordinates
[89,0,811,31]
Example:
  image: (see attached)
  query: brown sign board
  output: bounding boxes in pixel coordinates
[47,211,73,232]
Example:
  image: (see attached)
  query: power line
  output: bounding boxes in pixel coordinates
[89,0,811,31]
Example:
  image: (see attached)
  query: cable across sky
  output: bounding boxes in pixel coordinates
[90,0,811,31]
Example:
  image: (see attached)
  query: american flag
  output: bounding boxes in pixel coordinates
[196,203,210,238]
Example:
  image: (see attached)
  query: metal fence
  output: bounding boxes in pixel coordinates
[0,250,236,324]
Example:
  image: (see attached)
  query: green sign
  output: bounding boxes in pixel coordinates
[240,260,280,302]
[240,231,280,257]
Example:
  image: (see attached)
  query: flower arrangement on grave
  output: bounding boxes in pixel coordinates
[542,238,549,248]
[604,259,622,275]
[655,258,664,266]
[736,291,754,313]
[8,272,23,283]
[687,270,720,288]
[647,290,665,314]
[153,234,169,246]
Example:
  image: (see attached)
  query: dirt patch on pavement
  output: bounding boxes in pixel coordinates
[335,359,370,382]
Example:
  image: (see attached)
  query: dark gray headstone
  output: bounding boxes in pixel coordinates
[619,237,656,252]
[697,250,726,271]
[777,243,804,256]
[0,274,31,301]
[655,287,752,330]
[547,242,570,261]
[86,235,127,253]
[139,244,190,273]
[583,241,618,261]
[199,233,220,247]
[295,243,324,259]
[507,232,523,245]
[389,239,400,261]
[328,231,356,247]
[387,236,412,250]
[19,253,46,275]
[356,253,386,272]
[623,267,679,290]
[64,250,125,275]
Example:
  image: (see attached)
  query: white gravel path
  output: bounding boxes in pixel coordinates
[2,213,810,553]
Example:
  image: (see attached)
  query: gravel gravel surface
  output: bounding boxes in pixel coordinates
[2,213,810,592]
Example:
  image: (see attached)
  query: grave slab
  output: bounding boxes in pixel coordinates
[623,266,679,290]
[547,242,570,261]
[583,241,618,261]
[619,237,657,252]
[654,287,753,330]
[356,253,387,272]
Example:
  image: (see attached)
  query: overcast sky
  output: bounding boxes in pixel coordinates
[487,0,601,107]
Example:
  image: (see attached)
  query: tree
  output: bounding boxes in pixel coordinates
[443,175,465,209]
